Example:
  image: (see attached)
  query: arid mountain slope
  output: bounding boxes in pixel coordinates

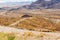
[11,17,57,32]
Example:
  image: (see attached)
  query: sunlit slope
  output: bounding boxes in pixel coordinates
[11,17,57,32]
[0,16,21,26]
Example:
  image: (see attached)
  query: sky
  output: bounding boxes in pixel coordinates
[0,0,37,2]
[0,0,52,3]
[45,0,51,1]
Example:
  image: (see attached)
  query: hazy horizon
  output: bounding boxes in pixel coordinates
[0,1,32,8]
[0,0,37,3]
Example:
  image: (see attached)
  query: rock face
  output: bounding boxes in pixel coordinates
[23,0,60,9]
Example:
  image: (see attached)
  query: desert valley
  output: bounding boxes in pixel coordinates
[0,0,60,40]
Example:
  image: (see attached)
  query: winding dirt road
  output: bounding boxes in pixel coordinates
[9,17,32,26]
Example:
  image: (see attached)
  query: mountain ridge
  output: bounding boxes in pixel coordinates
[23,0,60,9]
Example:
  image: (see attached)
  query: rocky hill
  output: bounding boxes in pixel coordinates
[23,0,60,9]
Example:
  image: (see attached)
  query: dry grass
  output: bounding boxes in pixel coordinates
[11,16,57,32]
[0,15,21,26]
[0,9,60,32]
